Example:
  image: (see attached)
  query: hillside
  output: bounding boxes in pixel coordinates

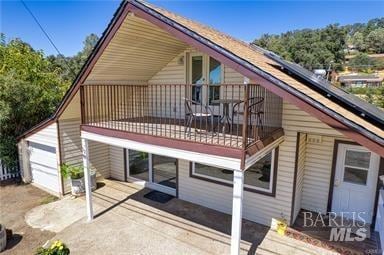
[252,18,384,71]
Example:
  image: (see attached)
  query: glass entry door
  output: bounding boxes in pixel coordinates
[189,54,222,105]
[127,149,177,196]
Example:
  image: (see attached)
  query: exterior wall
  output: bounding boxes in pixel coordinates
[110,146,125,181]
[178,158,291,225]
[26,122,58,148]
[23,122,61,195]
[282,102,350,215]
[293,133,306,220]
[301,136,340,213]
[59,91,111,193]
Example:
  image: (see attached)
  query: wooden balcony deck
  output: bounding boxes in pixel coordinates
[81,84,284,158]
[84,117,282,149]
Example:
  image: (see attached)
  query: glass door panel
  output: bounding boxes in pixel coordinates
[128,150,149,181]
[152,154,177,189]
[208,57,221,105]
[191,55,204,103]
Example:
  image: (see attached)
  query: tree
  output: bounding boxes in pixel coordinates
[349,32,366,51]
[47,33,99,83]
[348,53,375,72]
[0,38,69,168]
[366,28,384,53]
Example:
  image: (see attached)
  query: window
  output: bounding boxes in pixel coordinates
[128,150,149,181]
[190,149,278,194]
[343,149,371,185]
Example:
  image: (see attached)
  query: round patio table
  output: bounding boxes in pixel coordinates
[211,99,242,133]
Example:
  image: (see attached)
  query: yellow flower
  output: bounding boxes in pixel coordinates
[59,246,63,250]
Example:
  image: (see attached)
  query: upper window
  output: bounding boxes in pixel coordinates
[191,148,277,194]
[343,149,371,185]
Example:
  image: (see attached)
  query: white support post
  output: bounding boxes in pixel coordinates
[231,170,244,255]
[82,138,93,221]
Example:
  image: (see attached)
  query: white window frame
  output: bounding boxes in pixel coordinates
[191,148,276,194]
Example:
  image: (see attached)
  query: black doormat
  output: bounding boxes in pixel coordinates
[143,190,174,203]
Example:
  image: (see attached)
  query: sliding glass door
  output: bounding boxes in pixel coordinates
[152,155,177,189]
[128,150,149,181]
[127,149,177,196]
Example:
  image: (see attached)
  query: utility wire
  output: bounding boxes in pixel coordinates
[20,0,76,77]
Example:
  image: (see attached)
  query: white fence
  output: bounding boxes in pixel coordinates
[0,160,20,181]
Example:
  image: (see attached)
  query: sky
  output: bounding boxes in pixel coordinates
[1,0,384,57]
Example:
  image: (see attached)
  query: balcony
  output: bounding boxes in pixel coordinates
[80,84,283,156]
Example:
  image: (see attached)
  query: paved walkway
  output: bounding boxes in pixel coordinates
[54,179,339,255]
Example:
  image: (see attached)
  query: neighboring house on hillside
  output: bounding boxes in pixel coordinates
[339,74,383,88]
[17,1,384,254]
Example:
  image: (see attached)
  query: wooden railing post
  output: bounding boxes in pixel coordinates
[241,84,249,150]
[240,84,249,170]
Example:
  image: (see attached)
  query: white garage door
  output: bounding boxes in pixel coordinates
[29,142,59,193]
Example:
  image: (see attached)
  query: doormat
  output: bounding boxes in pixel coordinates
[143,190,174,203]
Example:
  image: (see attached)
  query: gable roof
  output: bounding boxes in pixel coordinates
[19,0,384,157]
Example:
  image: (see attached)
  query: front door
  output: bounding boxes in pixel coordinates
[331,143,380,224]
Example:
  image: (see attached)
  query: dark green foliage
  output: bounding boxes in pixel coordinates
[253,18,384,70]
[47,34,99,82]
[60,164,84,179]
[348,53,384,72]
[0,37,69,168]
[0,33,98,169]
[346,87,384,108]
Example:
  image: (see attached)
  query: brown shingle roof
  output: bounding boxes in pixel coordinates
[141,1,384,141]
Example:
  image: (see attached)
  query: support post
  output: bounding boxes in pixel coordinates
[231,170,244,255]
[82,138,93,221]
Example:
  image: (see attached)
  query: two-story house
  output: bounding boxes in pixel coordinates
[17,1,384,254]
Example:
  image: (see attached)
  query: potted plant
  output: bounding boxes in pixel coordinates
[60,164,96,196]
[35,240,70,255]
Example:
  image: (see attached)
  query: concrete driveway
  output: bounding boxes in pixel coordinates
[51,180,338,255]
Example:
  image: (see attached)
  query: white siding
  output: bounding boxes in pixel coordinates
[293,133,306,220]
[301,136,337,213]
[282,102,350,215]
[110,146,125,181]
[178,156,291,226]
[26,122,58,148]
[59,117,111,193]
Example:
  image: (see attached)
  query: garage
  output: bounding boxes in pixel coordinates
[29,141,60,194]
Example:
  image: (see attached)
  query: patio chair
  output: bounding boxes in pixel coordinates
[184,97,214,136]
[232,97,264,130]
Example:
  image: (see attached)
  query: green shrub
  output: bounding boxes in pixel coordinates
[35,240,70,255]
[60,164,84,179]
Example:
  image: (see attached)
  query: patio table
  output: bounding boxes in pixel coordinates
[211,99,242,133]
